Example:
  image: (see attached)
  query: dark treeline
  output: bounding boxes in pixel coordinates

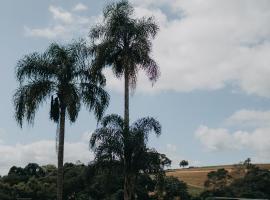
[0,160,190,200]
[201,160,270,199]
[1,160,270,199]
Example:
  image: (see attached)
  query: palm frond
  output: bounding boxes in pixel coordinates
[64,83,81,123]
[81,82,110,121]
[132,117,162,139]
[14,80,54,127]
[16,53,56,83]
[101,114,124,129]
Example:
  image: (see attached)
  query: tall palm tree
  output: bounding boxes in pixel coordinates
[90,2,159,198]
[13,42,109,200]
[90,114,161,199]
[90,0,159,130]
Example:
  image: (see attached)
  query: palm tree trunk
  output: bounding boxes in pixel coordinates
[123,70,134,200]
[124,70,129,130]
[124,173,135,200]
[57,106,66,200]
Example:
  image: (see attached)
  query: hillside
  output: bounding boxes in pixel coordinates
[166,163,270,196]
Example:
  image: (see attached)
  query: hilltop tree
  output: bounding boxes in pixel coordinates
[89,2,159,198]
[13,42,109,200]
[179,160,189,168]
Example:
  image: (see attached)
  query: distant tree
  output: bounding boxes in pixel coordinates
[13,42,109,200]
[243,158,253,169]
[179,160,189,168]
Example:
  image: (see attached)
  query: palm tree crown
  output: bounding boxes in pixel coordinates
[90,114,161,174]
[90,0,160,89]
[14,42,109,126]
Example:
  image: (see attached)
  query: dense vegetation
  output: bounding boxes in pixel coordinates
[0,161,190,200]
[1,160,270,199]
[201,161,270,199]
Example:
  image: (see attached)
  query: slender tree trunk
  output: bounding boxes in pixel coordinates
[124,70,129,130]
[124,173,135,200]
[57,106,66,200]
[123,70,134,200]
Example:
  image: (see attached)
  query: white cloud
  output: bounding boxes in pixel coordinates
[226,109,270,127]
[24,5,95,40]
[24,25,66,39]
[0,132,93,175]
[195,126,240,151]
[49,5,73,24]
[103,0,270,97]
[195,109,270,162]
[73,3,88,12]
[24,1,270,98]
[195,126,270,161]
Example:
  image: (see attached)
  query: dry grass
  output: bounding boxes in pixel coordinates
[166,169,209,188]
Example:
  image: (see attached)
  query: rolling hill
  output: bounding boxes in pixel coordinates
[166,163,270,196]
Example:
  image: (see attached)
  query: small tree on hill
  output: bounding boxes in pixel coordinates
[179,160,189,168]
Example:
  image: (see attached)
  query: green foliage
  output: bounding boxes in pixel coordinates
[14,41,109,127]
[180,160,189,168]
[90,114,163,175]
[204,168,232,190]
[0,159,191,200]
[90,0,160,89]
[0,163,57,200]
[163,177,190,200]
[201,164,270,199]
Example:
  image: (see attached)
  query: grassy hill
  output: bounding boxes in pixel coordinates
[166,163,270,196]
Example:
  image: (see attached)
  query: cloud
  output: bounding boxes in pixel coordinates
[49,5,73,24]
[73,3,88,12]
[195,109,270,162]
[24,1,270,98]
[0,131,93,175]
[24,5,94,40]
[103,0,270,97]
[195,126,240,151]
[195,126,270,161]
[24,25,66,39]
[226,109,270,127]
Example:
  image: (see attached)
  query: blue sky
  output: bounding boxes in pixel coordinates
[1,0,270,175]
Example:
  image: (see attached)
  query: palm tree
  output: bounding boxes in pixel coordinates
[90,114,161,199]
[90,2,159,198]
[90,0,159,131]
[13,42,109,200]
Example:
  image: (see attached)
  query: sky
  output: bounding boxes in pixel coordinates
[1,0,270,175]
